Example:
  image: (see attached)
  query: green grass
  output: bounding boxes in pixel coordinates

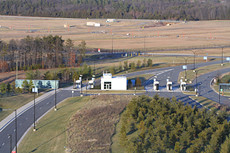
[178,62,230,83]
[111,116,125,153]
[18,96,89,153]
[0,93,40,121]
[190,96,220,112]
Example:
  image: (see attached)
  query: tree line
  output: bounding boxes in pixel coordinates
[119,95,230,153]
[0,35,86,72]
[0,64,93,96]
[0,0,230,20]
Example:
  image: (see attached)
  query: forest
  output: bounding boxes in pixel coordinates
[0,0,230,20]
[0,35,86,72]
[119,95,230,153]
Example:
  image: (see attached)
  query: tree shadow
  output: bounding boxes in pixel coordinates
[37,98,82,130]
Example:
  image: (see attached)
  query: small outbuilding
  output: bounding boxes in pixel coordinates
[106,19,116,22]
[101,73,127,90]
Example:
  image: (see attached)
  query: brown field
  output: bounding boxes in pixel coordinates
[0,16,230,56]
[67,95,132,153]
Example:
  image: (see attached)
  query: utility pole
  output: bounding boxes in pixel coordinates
[183,57,188,82]
[33,91,36,131]
[112,33,113,53]
[15,110,17,153]
[191,50,196,70]
[193,70,198,97]
[8,134,12,153]
[221,48,224,66]
[144,36,146,52]
[219,85,221,104]
[54,79,57,111]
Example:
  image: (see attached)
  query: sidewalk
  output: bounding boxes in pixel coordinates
[0,89,59,132]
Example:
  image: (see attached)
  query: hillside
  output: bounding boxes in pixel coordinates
[0,0,230,20]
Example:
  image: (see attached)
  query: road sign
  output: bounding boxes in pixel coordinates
[32,88,38,93]
[226,57,230,61]
[98,48,100,53]
[182,65,187,70]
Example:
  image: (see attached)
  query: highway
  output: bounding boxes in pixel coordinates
[0,59,229,153]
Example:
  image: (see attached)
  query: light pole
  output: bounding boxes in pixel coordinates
[15,110,17,153]
[193,70,198,96]
[33,91,36,131]
[191,50,197,70]
[54,79,57,111]
[221,48,224,66]
[112,33,114,53]
[144,36,146,52]
[8,134,12,153]
[183,57,189,82]
[219,85,221,104]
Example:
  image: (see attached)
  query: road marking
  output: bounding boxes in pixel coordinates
[2,143,4,146]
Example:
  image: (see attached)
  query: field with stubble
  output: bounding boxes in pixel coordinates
[0,16,230,56]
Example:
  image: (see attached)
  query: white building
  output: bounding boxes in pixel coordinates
[101,73,127,90]
[106,19,116,22]
[86,22,101,27]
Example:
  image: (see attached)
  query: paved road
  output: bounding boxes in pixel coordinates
[194,68,230,105]
[0,59,229,153]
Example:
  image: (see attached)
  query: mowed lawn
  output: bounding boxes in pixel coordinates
[18,95,132,153]
[0,93,39,121]
[18,97,89,153]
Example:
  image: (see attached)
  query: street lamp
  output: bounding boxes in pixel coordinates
[8,134,12,153]
[183,57,189,82]
[191,50,197,70]
[144,36,146,52]
[32,88,37,131]
[221,48,224,66]
[54,79,57,111]
[112,33,114,53]
[14,110,17,153]
[193,70,198,96]
[219,85,221,104]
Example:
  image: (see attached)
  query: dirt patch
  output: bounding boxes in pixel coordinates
[67,95,132,153]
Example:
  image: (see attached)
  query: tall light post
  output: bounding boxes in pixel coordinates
[183,57,189,82]
[191,50,197,70]
[33,88,36,131]
[112,34,113,53]
[14,110,17,153]
[8,134,12,153]
[221,48,224,66]
[54,78,57,111]
[219,85,221,104]
[144,36,146,52]
[193,70,198,96]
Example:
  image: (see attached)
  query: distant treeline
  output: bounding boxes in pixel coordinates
[0,0,230,20]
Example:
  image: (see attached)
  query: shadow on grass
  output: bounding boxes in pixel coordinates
[29,126,73,153]
[36,98,82,131]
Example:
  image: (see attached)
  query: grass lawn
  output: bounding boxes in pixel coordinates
[111,114,125,153]
[18,95,133,153]
[18,96,90,153]
[178,62,230,83]
[0,93,40,121]
[189,96,229,115]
